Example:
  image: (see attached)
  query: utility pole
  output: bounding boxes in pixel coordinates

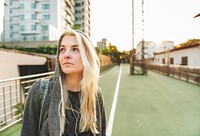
[130,0,135,75]
[130,0,147,75]
[141,0,145,75]
[132,0,134,49]
[194,13,200,18]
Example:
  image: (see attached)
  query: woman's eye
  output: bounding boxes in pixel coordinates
[72,47,79,52]
[59,48,65,53]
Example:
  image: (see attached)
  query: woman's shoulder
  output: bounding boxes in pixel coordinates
[27,77,52,100]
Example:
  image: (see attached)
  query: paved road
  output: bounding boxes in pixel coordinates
[102,64,200,136]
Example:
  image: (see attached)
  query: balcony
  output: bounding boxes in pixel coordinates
[19,30,40,35]
[35,0,42,2]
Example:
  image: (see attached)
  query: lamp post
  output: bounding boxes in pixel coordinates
[194,13,200,18]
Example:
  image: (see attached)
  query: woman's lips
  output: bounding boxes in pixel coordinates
[63,62,73,66]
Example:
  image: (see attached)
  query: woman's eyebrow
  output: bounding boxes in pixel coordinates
[60,45,65,48]
[59,44,79,48]
[71,45,79,48]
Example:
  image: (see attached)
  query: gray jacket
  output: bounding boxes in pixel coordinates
[20,77,106,136]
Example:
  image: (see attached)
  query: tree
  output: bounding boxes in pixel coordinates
[176,38,200,48]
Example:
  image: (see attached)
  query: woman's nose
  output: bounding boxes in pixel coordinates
[63,50,72,59]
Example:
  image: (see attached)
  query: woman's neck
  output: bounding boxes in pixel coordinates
[64,74,82,92]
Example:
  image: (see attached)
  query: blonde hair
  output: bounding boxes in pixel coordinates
[58,29,100,134]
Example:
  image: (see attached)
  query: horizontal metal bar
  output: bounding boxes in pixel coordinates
[0,71,54,83]
[0,118,22,132]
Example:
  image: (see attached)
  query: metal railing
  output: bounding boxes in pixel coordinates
[0,63,116,132]
[0,71,54,132]
[148,64,200,85]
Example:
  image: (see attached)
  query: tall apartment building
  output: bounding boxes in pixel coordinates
[2,0,90,42]
[74,0,90,37]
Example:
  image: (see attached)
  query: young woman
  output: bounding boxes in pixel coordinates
[21,29,106,136]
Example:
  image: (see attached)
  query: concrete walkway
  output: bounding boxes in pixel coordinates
[1,64,200,136]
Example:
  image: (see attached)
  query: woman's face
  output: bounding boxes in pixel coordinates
[59,35,83,76]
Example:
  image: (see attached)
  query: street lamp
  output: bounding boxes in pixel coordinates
[194,13,200,18]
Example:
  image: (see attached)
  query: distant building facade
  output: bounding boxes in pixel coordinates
[135,40,174,61]
[2,0,90,42]
[154,44,200,67]
[74,0,91,36]
[97,38,110,51]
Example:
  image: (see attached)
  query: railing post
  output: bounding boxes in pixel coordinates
[3,87,7,126]
[9,86,13,118]
[19,79,24,119]
[186,67,189,82]
[198,69,200,86]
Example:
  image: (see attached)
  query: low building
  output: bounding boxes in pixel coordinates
[0,48,55,80]
[153,44,200,67]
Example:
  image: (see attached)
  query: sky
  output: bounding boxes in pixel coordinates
[90,0,200,51]
[0,0,200,51]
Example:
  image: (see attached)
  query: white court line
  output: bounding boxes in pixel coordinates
[106,65,122,136]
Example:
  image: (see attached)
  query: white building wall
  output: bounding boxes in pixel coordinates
[3,0,75,42]
[154,46,200,67]
[136,41,159,60]
[74,0,90,36]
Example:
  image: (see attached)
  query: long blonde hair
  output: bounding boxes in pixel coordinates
[58,29,100,134]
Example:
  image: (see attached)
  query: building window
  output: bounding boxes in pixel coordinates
[162,58,165,64]
[75,10,81,14]
[31,3,36,9]
[42,14,50,20]
[43,36,48,40]
[20,25,25,31]
[33,36,36,41]
[75,17,82,21]
[42,4,50,10]
[23,36,27,41]
[31,14,36,20]
[170,58,174,64]
[75,3,81,7]
[19,15,24,20]
[181,56,188,65]
[31,25,36,30]
[42,25,48,31]
[20,3,24,9]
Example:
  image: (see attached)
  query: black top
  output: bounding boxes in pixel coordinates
[64,91,94,136]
